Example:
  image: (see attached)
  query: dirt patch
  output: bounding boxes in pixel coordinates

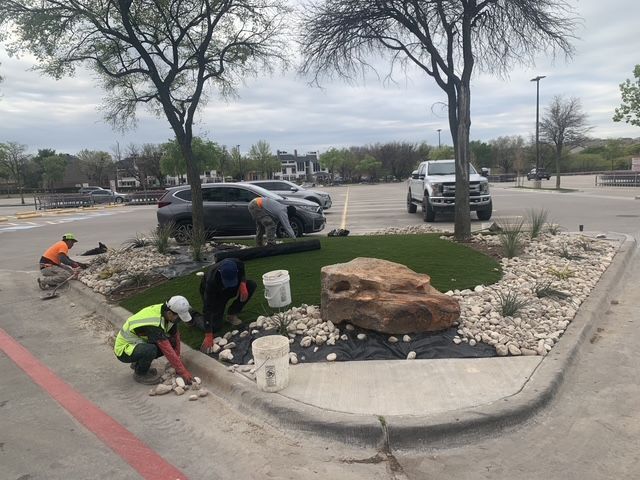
[457,236,504,260]
[107,274,168,302]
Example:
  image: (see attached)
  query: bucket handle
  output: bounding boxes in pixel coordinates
[264,288,279,301]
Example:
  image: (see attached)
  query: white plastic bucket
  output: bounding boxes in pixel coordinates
[251,335,290,392]
[262,269,291,308]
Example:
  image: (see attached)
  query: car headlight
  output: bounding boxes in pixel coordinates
[431,183,442,195]
[297,204,319,213]
[480,182,490,194]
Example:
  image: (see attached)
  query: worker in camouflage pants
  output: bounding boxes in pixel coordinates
[248,197,296,246]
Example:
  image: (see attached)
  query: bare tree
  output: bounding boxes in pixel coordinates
[540,96,591,189]
[77,150,113,186]
[0,0,291,238]
[0,141,30,204]
[248,140,280,179]
[300,0,576,240]
[490,136,525,174]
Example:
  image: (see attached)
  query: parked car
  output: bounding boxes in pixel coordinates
[89,189,128,204]
[156,183,326,243]
[527,168,551,180]
[247,180,332,210]
[78,186,106,194]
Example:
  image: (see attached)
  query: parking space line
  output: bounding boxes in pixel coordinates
[0,327,188,480]
[340,187,350,230]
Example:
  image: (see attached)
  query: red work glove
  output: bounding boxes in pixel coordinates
[238,281,249,302]
[170,329,181,358]
[157,339,193,384]
[200,332,215,353]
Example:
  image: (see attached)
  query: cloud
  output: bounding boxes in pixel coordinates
[0,0,638,156]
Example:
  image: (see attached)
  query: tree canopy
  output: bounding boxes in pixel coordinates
[613,65,640,128]
[0,0,291,237]
[300,0,577,239]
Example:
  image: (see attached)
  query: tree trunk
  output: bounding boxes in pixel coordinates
[176,132,204,239]
[453,83,471,241]
[555,145,562,189]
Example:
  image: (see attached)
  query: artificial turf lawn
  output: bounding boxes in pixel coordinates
[119,233,502,349]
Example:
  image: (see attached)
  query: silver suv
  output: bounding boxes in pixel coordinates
[157,183,326,242]
[247,180,332,209]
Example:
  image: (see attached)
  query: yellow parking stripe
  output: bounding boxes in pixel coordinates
[340,187,350,230]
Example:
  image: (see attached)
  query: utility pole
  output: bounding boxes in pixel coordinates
[530,75,546,188]
[437,129,442,149]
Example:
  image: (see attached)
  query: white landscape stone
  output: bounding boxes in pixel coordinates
[326,353,337,362]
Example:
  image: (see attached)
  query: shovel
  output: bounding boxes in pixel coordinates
[41,272,77,300]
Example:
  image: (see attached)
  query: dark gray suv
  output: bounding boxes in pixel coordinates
[156,183,326,242]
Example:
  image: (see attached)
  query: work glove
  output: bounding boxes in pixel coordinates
[238,281,249,302]
[200,332,215,354]
[157,339,193,384]
[170,329,182,358]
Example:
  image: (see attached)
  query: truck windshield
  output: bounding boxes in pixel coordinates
[428,162,478,175]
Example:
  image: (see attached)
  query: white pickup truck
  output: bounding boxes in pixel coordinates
[407,159,492,222]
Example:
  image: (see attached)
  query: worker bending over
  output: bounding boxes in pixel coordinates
[38,232,88,289]
[195,258,256,353]
[114,296,195,385]
[248,196,296,247]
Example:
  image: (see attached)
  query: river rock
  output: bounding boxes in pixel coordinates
[321,257,460,334]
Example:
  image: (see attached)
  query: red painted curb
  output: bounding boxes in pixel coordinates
[0,327,188,480]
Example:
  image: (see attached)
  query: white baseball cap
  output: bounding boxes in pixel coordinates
[166,295,192,322]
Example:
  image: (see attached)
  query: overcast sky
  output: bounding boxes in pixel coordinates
[0,0,638,157]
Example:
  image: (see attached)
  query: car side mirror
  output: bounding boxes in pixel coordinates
[411,170,419,180]
[290,187,298,192]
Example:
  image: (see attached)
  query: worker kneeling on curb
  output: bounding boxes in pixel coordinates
[194,258,256,353]
[248,196,297,247]
[38,232,88,289]
[114,296,195,385]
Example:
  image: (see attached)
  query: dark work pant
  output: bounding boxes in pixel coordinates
[116,343,162,374]
[194,280,257,333]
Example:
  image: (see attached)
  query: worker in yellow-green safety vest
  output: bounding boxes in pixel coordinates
[114,296,195,385]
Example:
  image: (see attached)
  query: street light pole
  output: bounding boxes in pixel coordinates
[530,75,546,177]
[437,129,442,149]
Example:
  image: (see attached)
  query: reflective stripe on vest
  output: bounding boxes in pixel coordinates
[114,304,169,356]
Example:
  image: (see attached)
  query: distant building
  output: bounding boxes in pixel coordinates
[274,150,329,182]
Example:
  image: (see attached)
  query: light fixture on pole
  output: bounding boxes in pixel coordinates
[530,75,546,176]
[437,129,442,149]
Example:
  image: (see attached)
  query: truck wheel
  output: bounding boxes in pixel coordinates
[477,201,493,221]
[407,192,417,213]
[422,196,436,222]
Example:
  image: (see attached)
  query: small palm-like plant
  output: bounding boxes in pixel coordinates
[547,266,575,280]
[546,223,562,235]
[123,233,150,249]
[576,237,595,251]
[534,279,571,300]
[527,208,548,239]
[496,290,530,317]
[558,243,584,260]
[271,311,293,337]
[184,225,209,261]
[497,217,525,258]
[150,222,174,254]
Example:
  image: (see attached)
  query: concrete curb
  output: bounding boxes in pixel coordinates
[66,234,637,451]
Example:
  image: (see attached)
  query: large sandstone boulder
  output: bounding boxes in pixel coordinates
[321,257,460,334]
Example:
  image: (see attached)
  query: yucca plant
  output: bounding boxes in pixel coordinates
[557,243,583,260]
[546,223,562,235]
[150,221,175,254]
[126,271,153,288]
[576,237,595,251]
[527,208,548,240]
[533,279,571,300]
[547,266,575,280]
[496,290,530,317]
[184,225,209,261]
[496,217,525,258]
[122,233,150,249]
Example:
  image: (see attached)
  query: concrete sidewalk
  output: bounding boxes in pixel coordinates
[63,234,637,450]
